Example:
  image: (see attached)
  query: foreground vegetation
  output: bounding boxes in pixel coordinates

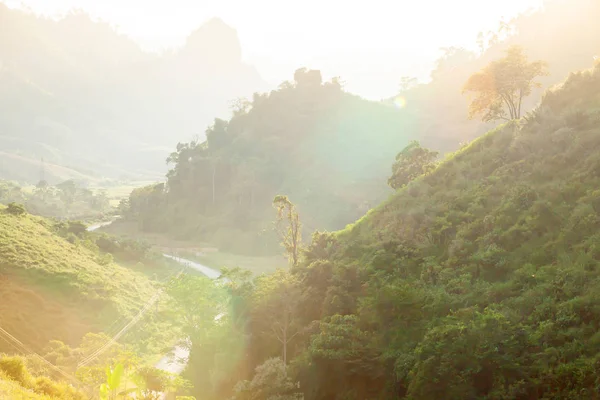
[0,355,85,399]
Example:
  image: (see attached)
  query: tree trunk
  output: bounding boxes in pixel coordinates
[212,162,217,206]
[283,309,288,365]
[283,327,287,365]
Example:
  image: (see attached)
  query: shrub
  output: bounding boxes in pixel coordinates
[6,202,26,216]
[0,356,32,387]
[97,253,114,266]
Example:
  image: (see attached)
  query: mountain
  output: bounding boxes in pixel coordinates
[265,63,600,399]
[118,68,417,254]
[0,4,267,184]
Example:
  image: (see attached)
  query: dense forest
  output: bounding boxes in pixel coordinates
[178,61,600,400]
[121,68,415,254]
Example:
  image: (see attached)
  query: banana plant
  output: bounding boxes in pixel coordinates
[99,363,125,400]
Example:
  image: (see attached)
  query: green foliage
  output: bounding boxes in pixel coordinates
[121,69,412,255]
[167,275,248,400]
[388,141,439,189]
[99,363,124,400]
[0,356,32,387]
[6,202,26,216]
[0,354,86,399]
[231,358,303,400]
[132,366,191,399]
[224,65,600,399]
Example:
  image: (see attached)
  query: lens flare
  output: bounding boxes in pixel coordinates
[394,96,407,109]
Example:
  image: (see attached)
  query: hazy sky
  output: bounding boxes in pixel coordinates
[6,0,544,99]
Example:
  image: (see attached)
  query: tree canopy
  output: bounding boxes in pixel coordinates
[463,45,548,122]
[388,141,438,190]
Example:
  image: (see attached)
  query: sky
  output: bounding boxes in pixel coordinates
[6,0,544,99]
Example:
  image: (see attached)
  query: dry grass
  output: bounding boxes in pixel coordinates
[0,277,93,354]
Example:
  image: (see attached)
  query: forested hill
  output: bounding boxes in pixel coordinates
[0,4,266,183]
[277,64,600,399]
[124,69,414,253]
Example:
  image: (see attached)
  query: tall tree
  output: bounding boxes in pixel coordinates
[463,45,548,122]
[273,195,302,267]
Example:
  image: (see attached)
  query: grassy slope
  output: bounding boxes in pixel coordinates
[0,358,86,399]
[343,64,600,264]
[0,206,163,353]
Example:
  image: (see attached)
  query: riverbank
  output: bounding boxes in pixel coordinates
[98,219,286,275]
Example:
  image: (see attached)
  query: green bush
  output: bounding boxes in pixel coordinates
[6,202,27,216]
[0,356,32,387]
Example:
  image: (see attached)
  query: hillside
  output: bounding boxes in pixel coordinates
[210,63,600,400]
[288,64,600,398]
[0,204,175,357]
[119,69,416,255]
[0,4,266,184]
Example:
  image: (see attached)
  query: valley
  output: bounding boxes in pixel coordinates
[2,0,600,399]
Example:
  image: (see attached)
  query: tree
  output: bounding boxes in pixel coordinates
[254,270,303,365]
[463,45,548,122]
[231,358,303,400]
[6,202,27,216]
[273,195,302,267]
[57,180,78,209]
[388,141,438,190]
[132,366,190,400]
[166,276,228,398]
[166,276,225,342]
[35,180,50,202]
